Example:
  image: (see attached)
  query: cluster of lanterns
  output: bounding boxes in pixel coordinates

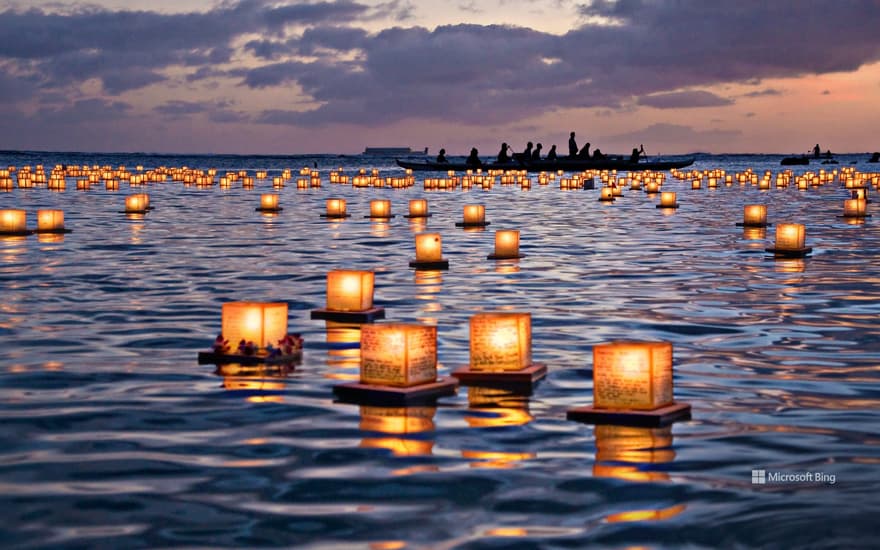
[0,208,69,235]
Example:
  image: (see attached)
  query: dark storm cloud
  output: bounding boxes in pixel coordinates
[637,90,733,109]
[154,99,249,123]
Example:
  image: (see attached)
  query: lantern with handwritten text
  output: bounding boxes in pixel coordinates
[360,323,437,387]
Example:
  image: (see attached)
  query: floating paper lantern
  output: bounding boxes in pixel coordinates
[469,313,532,372]
[368,199,392,218]
[598,187,614,202]
[258,193,281,212]
[407,199,429,218]
[489,230,521,259]
[773,223,806,251]
[645,181,660,194]
[657,191,678,208]
[221,302,288,352]
[360,323,437,387]
[0,209,27,234]
[593,341,673,410]
[326,270,374,311]
[741,204,767,227]
[125,194,148,213]
[324,198,348,218]
[413,233,441,263]
[457,204,488,227]
[36,210,65,232]
[843,198,867,218]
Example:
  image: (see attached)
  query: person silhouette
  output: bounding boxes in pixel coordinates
[568,132,578,158]
[466,147,482,167]
[497,142,511,163]
[436,148,448,163]
[546,145,558,161]
[531,143,543,161]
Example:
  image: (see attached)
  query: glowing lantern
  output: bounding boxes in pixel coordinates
[324,198,348,218]
[221,302,288,352]
[843,199,867,217]
[369,199,392,218]
[469,313,532,372]
[598,187,614,201]
[658,191,678,208]
[259,193,280,211]
[0,209,27,234]
[645,181,660,194]
[458,204,487,226]
[593,341,673,410]
[412,232,446,266]
[125,194,148,213]
[326,270,374,311]
[489,230,521,259]
[407,199,429,217]
[741,204,767,226]
[360,323,437,387]
[36,210,65,232]
[773,223,806,251]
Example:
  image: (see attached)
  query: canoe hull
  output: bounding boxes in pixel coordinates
[396,157,695,173]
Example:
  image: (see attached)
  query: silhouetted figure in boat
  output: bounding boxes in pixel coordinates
[568,131,578,158]
[869,152,880,163]
[630,144,646,163]
[546,145,558,161]
[824,149,833,158]
[436,148,448,163]
[592,148,606,160]
[577,142,591,159]
[813,144,821,158]
[514,141,533,163]
[497,142,512,163]
[531,143,543,161]
[466,147,482,167]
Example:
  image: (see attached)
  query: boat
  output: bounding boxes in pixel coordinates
[396,156,695,173]
[781,156,810,166]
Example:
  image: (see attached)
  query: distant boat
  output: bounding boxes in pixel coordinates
[781,156,810,166]
[396,156,695,173]
[363,147,427,156]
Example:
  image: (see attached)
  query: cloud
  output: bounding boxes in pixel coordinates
[742,88,783,97]
[605,122,741,149]
[637,90,734,109]
[821,89,831,95]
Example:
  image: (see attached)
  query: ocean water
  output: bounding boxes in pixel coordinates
[0,151,878,549]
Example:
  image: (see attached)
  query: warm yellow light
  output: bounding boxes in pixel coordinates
[260,194,279,209]
[599,187,614,201]
[844,199,867,217]
[370,199,391,218]
[493,230,520,258]
[463,204,485,224]
[743,204,767,225]
[326,270,374,311]
[408,199,428,217]
[326,198,347,216]
[221,302,288,351]
[125,194,148,213]
[774,223,806,250]
[593,341,673,410]
[470,313,531,371]
[360,323,437,387]
[660,191,677,207]
[415,233,443,262]
[0,209,27,232]
[645,182,660,193]
[36,210,64,231]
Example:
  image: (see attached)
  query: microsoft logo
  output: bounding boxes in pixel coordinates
[752,469,766,484]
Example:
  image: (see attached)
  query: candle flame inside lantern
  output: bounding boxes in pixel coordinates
[774,223,805,250]
[415,233,443,262]
[326,270,374,311]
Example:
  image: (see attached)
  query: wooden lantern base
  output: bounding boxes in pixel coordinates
[256,207,283,213]
[198,349,302,366]
[404,214,433,219]
[567,402,691,427]
[121,210,148,214]
[451,363,547,388]
[837,214,871,219]
[597,197,615,202]
[0,230,34,236]
[365,215,396,219]
[409,259,449,270]
[310,307,386,323]
[764,247,813,257]
[34,228,73,234]
[656,204,680,209]
[333,376,458,405]
[736,222,772,227]
[320,214,351,219]
[455,221,490,228]
[487,253,525,260]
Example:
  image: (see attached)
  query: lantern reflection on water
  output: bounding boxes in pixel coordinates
[359,406,435,457]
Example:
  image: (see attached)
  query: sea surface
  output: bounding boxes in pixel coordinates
[0,151,878,549]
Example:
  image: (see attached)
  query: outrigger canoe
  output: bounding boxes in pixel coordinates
[396,156,695,173]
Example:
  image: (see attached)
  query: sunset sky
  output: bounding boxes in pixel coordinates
[1,0,879,155]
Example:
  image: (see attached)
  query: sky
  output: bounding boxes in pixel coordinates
[1,0,879,155]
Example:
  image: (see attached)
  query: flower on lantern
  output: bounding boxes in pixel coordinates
[213,334,230,354]
[278,333,304,355]
[237,339,258,356]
